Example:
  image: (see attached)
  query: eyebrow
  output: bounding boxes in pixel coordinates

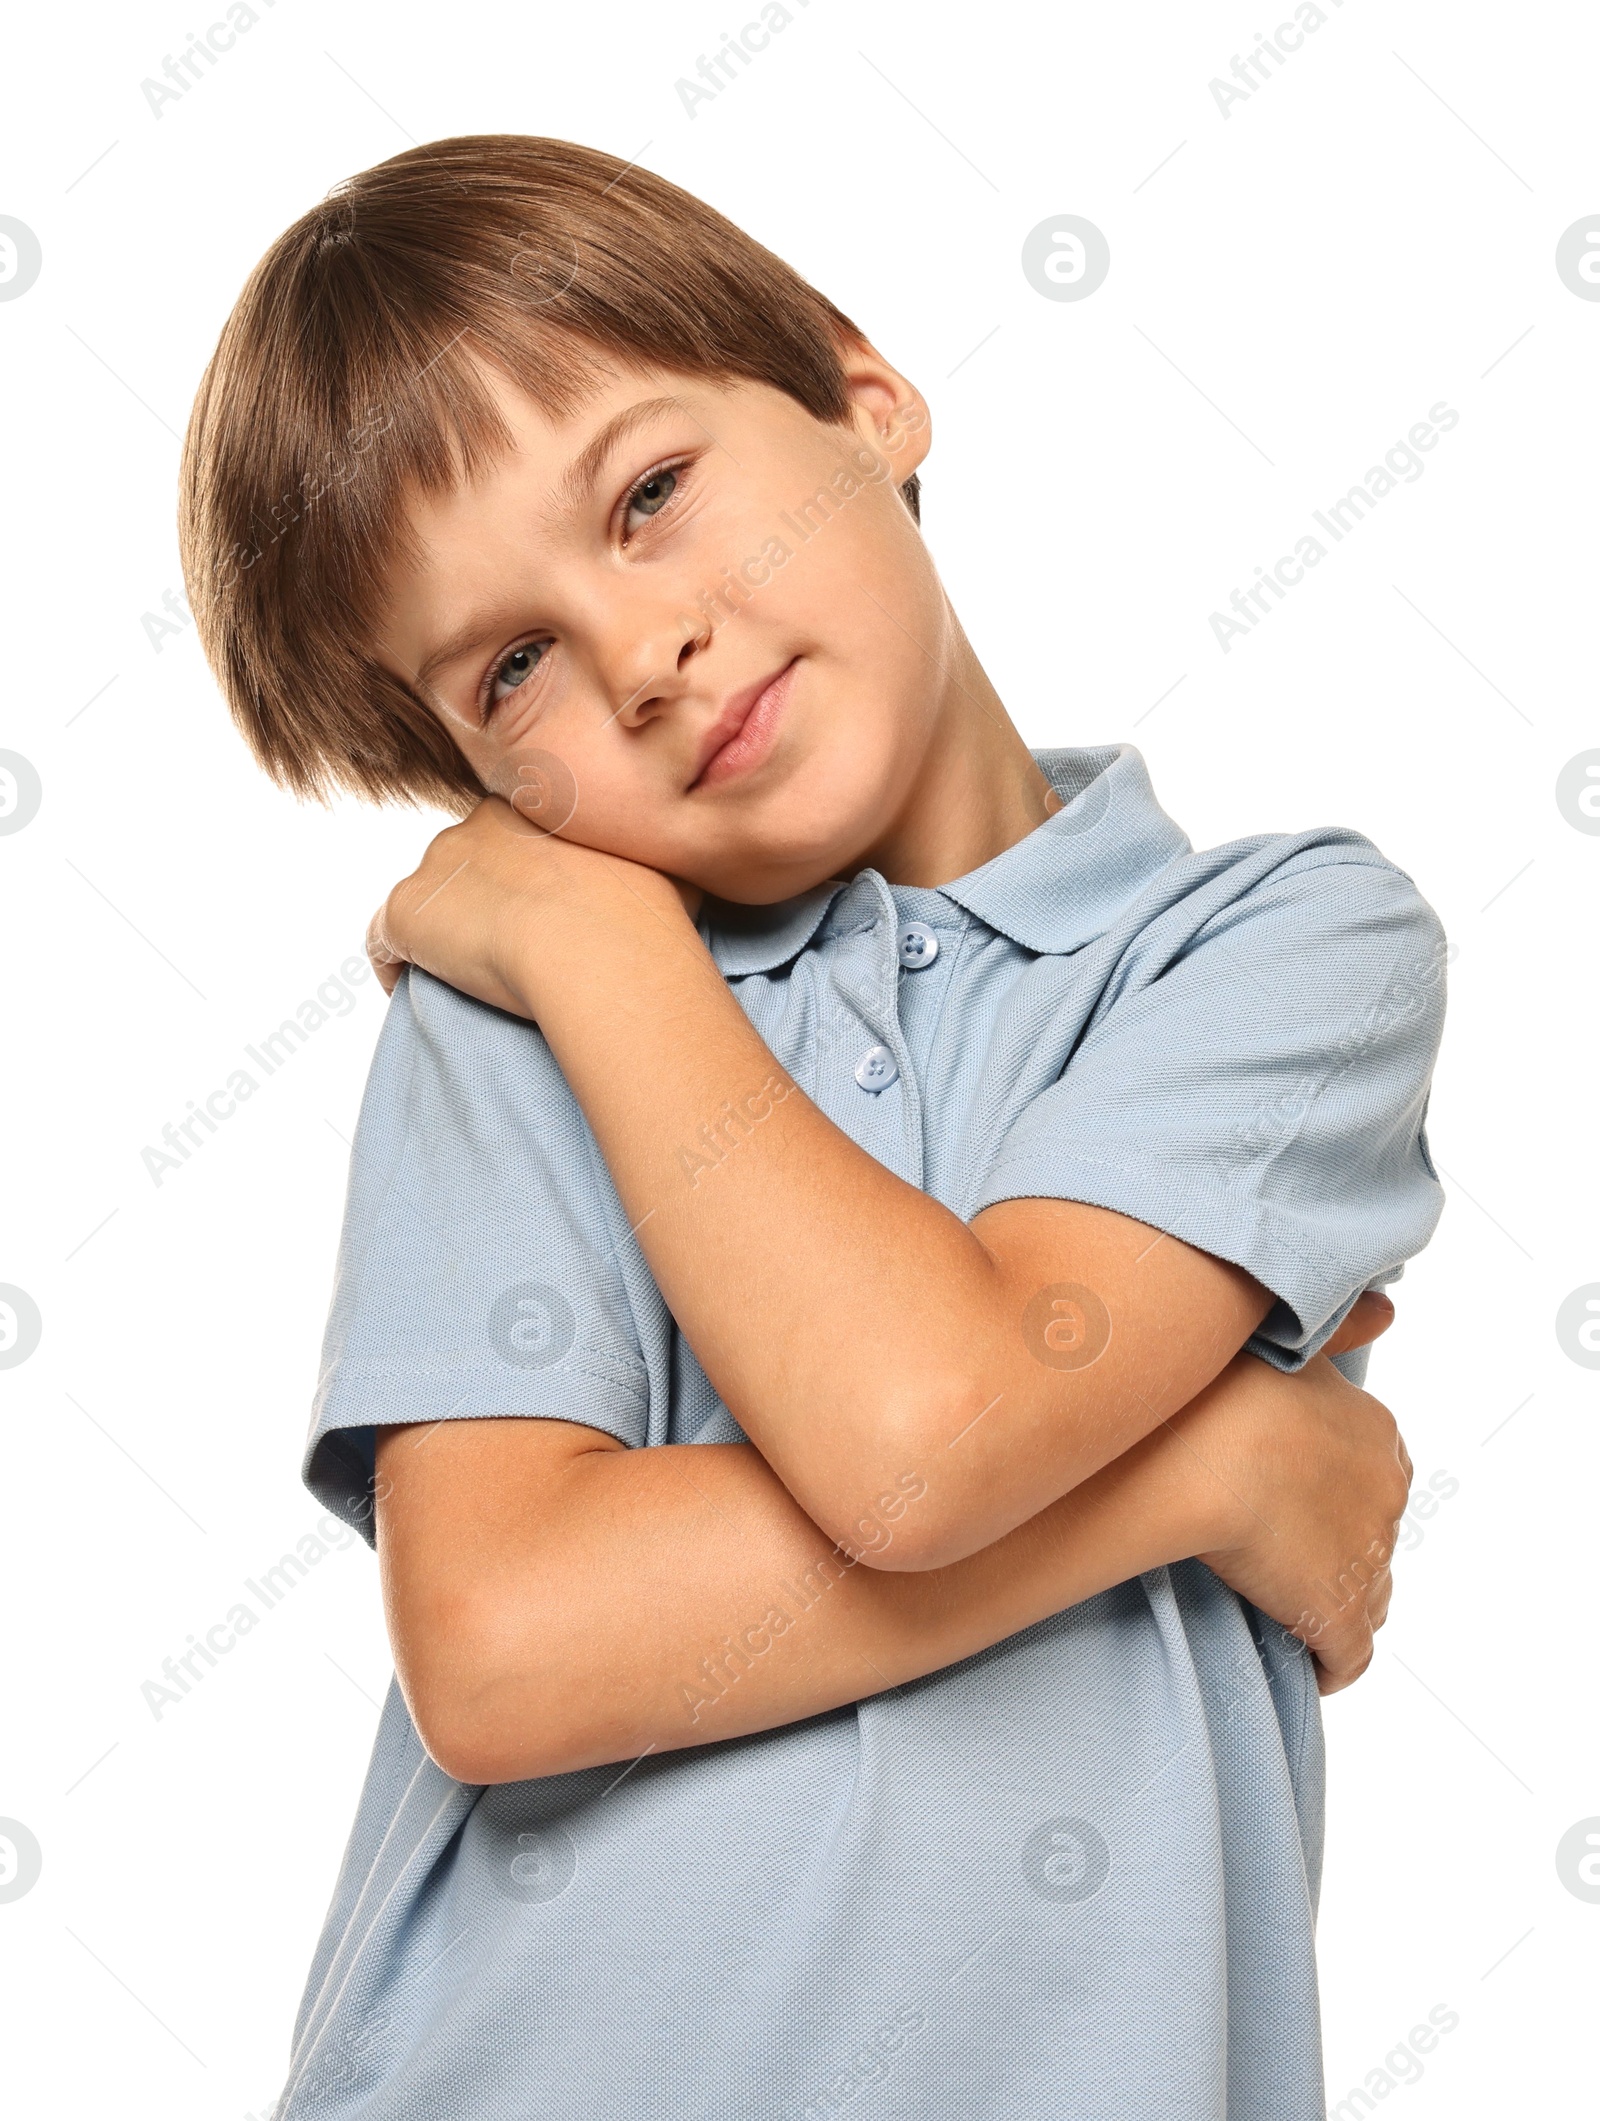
[408,603,530,702]
[547,393,687,518]
[408,395,688,697]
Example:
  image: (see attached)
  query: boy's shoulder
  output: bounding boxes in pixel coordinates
[1056,810,1450,1067]
[928,743,1446,981]
[359,963,587,1143]
[381,959,557,1056]
[1124,819,1446,973]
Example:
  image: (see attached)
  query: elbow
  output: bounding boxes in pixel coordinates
[813,1464,985,1577]
[414,1672,585,1788]
[399,1608,588,1787]
[413,1702,499,1789]
[810,1374,1056,1573]
[403,1652,509,1786]
[841,1501,986,1574]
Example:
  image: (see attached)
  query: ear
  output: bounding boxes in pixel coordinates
[834,336,932,480]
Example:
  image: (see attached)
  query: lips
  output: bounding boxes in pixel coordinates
[689,659,798,789]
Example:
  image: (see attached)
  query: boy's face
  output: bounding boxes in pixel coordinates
[375,350,941,904]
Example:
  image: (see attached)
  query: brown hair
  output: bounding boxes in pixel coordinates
[178,134,921,813]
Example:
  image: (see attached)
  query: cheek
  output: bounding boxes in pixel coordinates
[693,496,804,616]
[821,535,947,724]
[474,667,591,789]
[817,477,935,620]
[545,748,678,864]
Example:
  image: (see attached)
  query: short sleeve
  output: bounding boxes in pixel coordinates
[304,967,653,1545]
[972,851,1448,1370]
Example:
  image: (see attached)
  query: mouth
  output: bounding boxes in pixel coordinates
[688,658,799,790]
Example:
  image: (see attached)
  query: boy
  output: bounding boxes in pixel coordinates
[179,136,1444,2119]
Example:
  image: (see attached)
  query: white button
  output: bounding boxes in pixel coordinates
[897,922,939,969]
[854,1044,899,1092]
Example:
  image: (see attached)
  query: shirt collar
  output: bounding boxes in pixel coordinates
[704,879,847,977]
[702,744,1190,974]
[939,743,1192,954]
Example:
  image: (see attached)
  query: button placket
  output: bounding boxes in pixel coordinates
[826,874,923,1185]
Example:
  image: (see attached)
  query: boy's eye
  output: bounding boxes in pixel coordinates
[490,640,549,704]
[624,466,678,532]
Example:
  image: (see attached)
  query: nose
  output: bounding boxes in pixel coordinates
[601,608,713,731]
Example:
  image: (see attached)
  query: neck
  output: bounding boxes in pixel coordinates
[857,618,1056,888]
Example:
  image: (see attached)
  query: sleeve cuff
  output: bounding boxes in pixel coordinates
[303,1362,651,1547]
[973,1148,1404,1368]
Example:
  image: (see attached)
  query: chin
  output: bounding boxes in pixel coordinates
[694,840,834,905]
[774,740,897,859]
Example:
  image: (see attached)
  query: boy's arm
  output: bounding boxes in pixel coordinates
[377,1303,1407,1786]
[369,817,1275,1571]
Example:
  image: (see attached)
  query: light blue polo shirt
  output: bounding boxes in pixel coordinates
[279,744,1446,2121]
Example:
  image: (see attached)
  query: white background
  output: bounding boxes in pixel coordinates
[1,1,1594,2114]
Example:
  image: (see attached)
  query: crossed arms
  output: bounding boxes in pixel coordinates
[365,805,1414,1785]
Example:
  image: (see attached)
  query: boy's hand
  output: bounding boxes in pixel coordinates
[365,797,704,1010]
[1171,1293,1413,1694]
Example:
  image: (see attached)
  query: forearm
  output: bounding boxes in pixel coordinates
[383,1412,1218,1787]
[511,895,1000,1459]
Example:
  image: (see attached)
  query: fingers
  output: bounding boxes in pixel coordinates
[365,903,407,997]
[1308,1547,1399,1693]
[1321,1290,1396,1358]
[1310,1607,1375,1695]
